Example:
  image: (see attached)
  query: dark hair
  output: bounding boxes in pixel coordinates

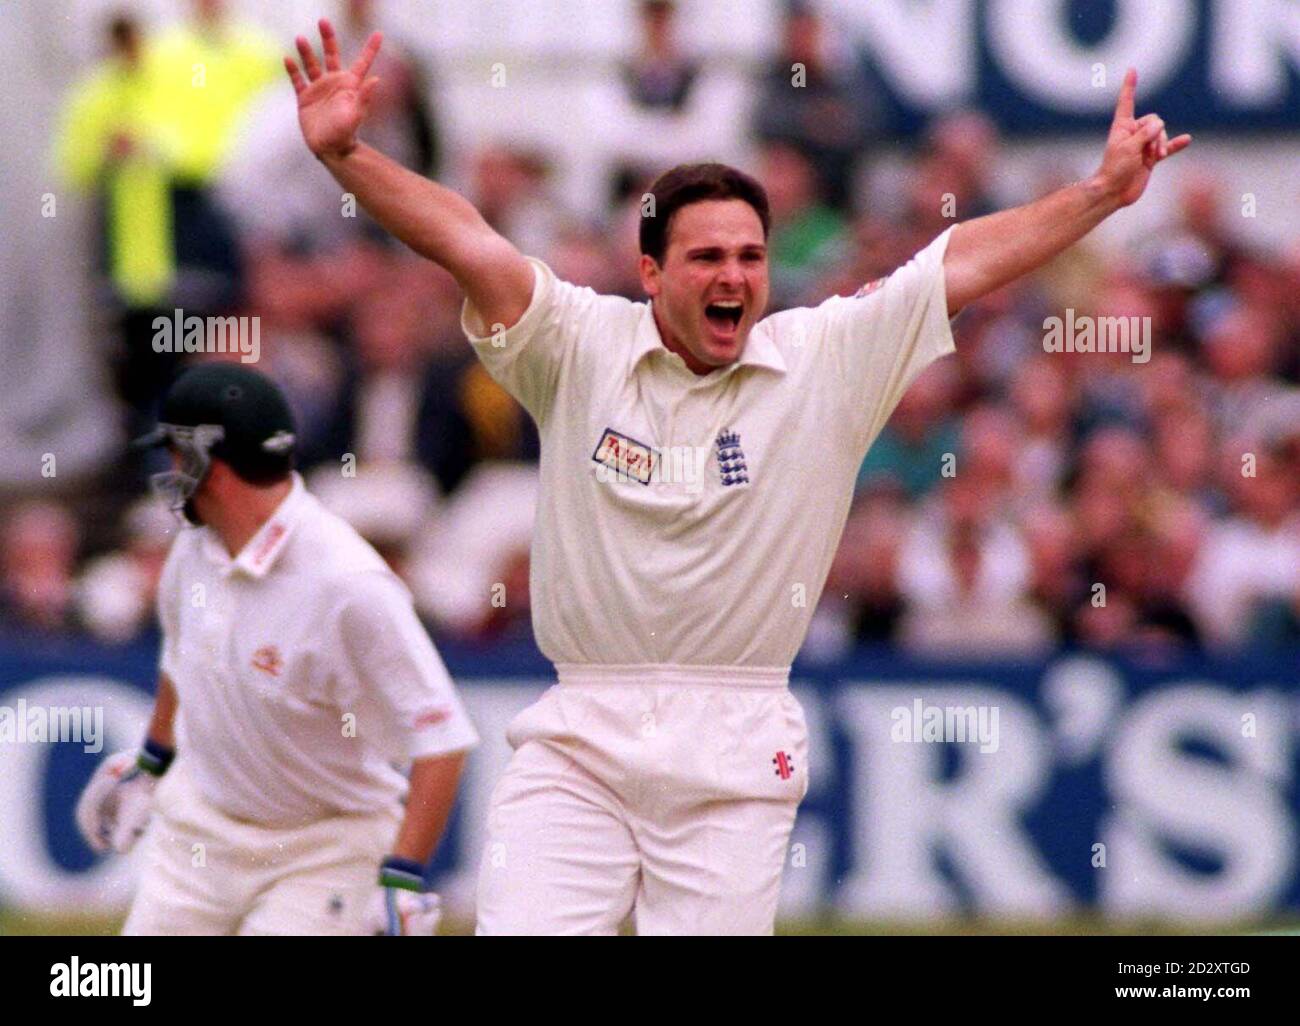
[108,13,138,49]
[638,162,771,265]
[219,456,295,488]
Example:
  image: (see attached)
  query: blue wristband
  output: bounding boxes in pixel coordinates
[136,738,175,777]
[378,855,427,892]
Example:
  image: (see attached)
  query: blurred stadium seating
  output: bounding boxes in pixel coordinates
[1,0,1297,934]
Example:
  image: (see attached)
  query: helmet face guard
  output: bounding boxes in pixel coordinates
[149,423,225,525]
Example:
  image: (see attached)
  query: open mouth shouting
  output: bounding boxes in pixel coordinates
[704,298,744,343]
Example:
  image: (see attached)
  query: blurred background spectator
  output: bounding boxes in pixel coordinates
[4,0,1297,665]
[76,497,173,643]
[757,140,849,308]
[752,0,877,214]
[55,0,278,447]
[0,502,85,637]
[622,0,700,114]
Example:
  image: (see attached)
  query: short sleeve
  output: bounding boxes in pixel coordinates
[333,572,479,761]
[460,257,595,425]
[807,227,956,449]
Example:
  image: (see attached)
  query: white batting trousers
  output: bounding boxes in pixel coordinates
[121,759,401,935]
[475,665,809,935]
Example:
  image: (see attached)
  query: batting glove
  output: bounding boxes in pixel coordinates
[74,740,173,855]
[365,856,443,936]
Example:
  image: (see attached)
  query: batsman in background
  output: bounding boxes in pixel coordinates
[76,364,478,935]
[285,20,1188,934]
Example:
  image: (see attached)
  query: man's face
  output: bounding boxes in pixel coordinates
[639,199,769,373]
[194,0,225,25]
[161,443,217,526]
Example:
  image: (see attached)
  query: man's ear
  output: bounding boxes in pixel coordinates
[638,253,662,299]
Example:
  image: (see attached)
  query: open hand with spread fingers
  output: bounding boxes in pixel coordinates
[1095,68,1192,208]
[284,17,383,161]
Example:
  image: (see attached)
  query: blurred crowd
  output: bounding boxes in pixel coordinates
[3,0,1297,661]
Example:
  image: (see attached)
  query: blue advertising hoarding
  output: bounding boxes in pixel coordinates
[1,630,1297,924]
[844,0,1300,135]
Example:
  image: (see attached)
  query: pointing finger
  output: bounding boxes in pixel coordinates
[1113,67,1137,124]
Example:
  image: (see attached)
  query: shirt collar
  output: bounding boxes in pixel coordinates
[631,302,787,380]
[199,472,307,579]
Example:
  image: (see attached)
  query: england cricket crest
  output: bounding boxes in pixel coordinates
[714,428,749,488]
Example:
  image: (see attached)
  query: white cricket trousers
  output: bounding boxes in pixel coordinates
[476,665,809,935]
[122,759,401,935]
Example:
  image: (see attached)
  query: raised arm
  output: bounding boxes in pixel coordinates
[284,19,533,331]
[942,69,1191,317]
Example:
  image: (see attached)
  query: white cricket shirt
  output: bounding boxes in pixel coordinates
[462,227,956,673]
[158,473,478,826]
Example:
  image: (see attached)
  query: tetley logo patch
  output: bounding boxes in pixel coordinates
[592,427,658,485]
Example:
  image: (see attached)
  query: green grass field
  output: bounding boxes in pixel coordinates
[4,909,1298,936]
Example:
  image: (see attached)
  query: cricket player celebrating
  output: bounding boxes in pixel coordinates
[284,20,1188,934]
[76,364,479,935]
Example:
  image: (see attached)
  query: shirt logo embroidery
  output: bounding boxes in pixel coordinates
[854,276,888,298]
[413,707,451,729]
[248,522,287,571]
[715,429,749,487]
[592,427,658,485]
[773,750,794,779]
[251,645,283,677]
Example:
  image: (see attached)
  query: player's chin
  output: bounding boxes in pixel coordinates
[698,321,747,365]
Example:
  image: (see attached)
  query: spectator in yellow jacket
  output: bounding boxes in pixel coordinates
[55,13,178,308]
[147,0,280,183]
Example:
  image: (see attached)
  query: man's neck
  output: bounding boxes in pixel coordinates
[210,478,294,559]
[651,304,713,377]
